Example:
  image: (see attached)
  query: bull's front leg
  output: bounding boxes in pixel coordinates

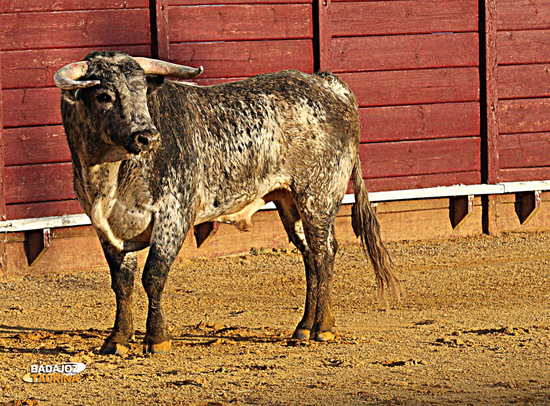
[142,209,189,354]
[99,238,138,355]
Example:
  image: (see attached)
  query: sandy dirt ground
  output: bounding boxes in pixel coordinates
[1,231,550,405]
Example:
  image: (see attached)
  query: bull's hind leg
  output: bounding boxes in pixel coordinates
[276,196,339,341]
[302,216,339,342]
[99,238,138,355]
[275,199,317,340]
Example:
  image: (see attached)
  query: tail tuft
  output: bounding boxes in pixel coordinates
[351,158,401,301]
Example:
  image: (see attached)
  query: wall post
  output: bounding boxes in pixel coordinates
[481,0,500,235]
[0,53,6,277]
[150,0,170,60]
[315,0,331,71]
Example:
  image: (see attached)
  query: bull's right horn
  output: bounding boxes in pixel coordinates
[134,57,203,79]
[54,61,100,90]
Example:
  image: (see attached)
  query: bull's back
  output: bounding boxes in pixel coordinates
[191,70,359,156]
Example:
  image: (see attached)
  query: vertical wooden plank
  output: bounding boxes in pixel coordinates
[0,53,5,221]
[483,195,501,236]
[0,234,6,279]
[151,0,170,59]
[483,0,499,184]
[317,0,332,71]
[0,54,6,278]
[482,0,500,236]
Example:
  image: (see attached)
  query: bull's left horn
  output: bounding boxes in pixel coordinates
[134,57,203,79]
[54,61,100,90]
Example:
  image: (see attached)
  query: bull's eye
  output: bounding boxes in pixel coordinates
[96,93,113,104]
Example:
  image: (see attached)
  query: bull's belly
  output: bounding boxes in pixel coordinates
[196,189,291,232]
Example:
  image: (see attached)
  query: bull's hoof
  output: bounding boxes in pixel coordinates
[314,331,335,342]
[292,328,311,340]
[100,341,130,356]
[143,340,171,355]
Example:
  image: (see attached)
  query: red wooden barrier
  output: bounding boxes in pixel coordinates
[1,0,550,221]
[4,163,74,205]
[3,0,550,276]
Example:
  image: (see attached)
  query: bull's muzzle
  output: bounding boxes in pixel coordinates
[133,128,160,154]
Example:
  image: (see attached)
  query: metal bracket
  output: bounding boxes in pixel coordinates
[515,190,542,225]
[194,222,219,248]
[370,202,378,214]
[450,195,474,229]
[24,228,51,266]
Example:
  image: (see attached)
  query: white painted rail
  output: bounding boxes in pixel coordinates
[2,181,550,233]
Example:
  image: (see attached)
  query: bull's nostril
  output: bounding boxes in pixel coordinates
[137,134,150,145]
[135,131,159,149]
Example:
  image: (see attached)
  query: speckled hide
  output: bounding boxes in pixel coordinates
[57,51,399,355]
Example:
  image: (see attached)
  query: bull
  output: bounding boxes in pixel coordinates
[53,51,399,355]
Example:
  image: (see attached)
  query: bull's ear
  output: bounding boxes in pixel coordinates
[61,89,82,104]
[146,74,164,95]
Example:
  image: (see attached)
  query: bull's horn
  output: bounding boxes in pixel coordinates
[53,61,100,90]
[134,57,203,79]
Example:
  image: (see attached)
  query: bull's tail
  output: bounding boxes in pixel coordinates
[351,156,401,300]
